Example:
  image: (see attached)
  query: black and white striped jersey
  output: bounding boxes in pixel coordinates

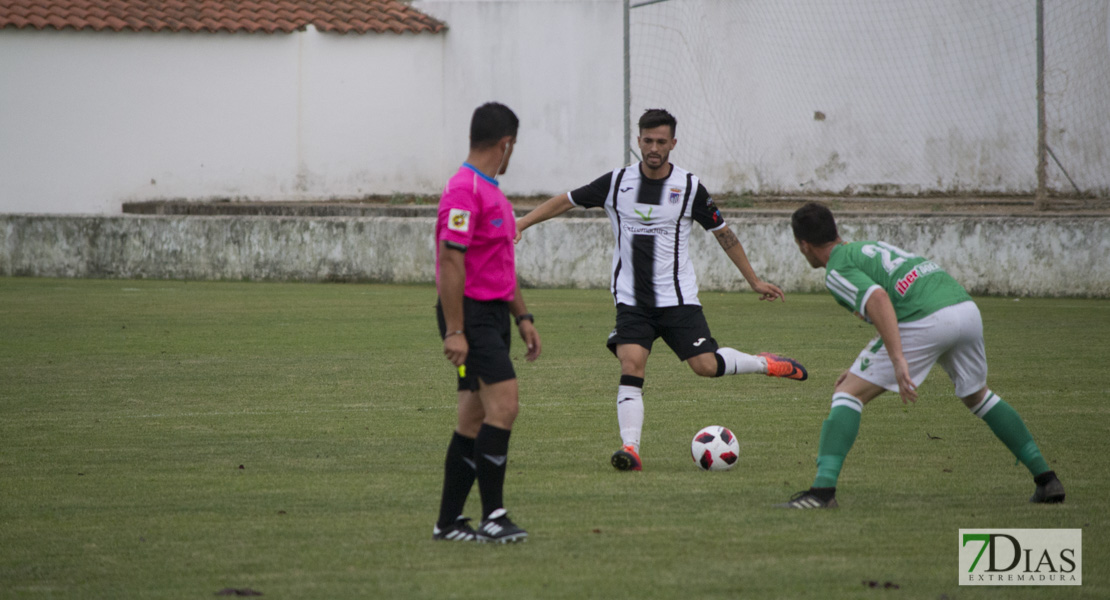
[567,162,727,308]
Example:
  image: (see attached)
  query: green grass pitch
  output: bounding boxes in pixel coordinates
[0,277,1106,599]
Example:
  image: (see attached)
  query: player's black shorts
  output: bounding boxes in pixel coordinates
[606,303,719,361]
[436,297,516,391]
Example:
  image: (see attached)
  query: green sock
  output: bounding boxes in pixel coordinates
[975,391,1050,476]
[812,394,863,488]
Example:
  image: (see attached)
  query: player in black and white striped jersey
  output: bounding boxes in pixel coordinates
[515,108,807,471]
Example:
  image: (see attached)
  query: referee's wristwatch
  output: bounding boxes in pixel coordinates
[514,313,534,326]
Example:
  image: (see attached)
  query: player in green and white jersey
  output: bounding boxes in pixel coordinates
[777,202,1065,509]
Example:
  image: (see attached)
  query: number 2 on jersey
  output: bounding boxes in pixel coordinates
[861,241,916,274]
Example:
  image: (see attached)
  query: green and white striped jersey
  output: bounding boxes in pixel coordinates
[825,241,972,323]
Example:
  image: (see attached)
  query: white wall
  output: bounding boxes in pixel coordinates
[0,1,626,215]
[1,0,1106,216]
[0,27,448,214]
[629,0,1110,196]
[414,0,625,197]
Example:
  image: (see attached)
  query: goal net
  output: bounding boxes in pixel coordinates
[629,0,1110,198]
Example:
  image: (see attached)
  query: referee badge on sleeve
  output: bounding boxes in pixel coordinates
[448,208,471,232]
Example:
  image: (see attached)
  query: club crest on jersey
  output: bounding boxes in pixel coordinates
[447,208,471,232]
[668,187,682,204]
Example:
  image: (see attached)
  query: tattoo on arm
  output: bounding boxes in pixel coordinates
[715,227,740,251]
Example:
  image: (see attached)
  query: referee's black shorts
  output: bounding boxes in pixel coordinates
[606,303,719,361]
[436,297,516,391]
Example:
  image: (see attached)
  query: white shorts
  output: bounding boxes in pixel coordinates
[849,301,987,398]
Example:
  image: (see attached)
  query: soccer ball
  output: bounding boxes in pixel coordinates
[690,425,740,471]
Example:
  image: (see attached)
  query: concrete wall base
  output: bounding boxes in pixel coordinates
[2,214,1107,297]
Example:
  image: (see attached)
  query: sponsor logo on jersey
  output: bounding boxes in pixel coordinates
[491,218,503,228]
[623,224,669,235]
[668,187,683,204]
[448,208,471,232]
[633,206,654,221]
[895,261,941,296]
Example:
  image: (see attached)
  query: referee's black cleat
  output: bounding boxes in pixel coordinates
[1030,472,1066,504]
[432,516,478,542]
[775,488,838,509]
[476,508,528,544]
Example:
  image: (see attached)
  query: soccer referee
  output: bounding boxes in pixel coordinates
[432,102,540,543]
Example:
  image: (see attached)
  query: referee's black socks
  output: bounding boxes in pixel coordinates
[436,431,477,529]
[475,423,513,520]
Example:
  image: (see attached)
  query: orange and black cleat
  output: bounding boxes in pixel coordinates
[610,444,642,471]
[759,352,808,381]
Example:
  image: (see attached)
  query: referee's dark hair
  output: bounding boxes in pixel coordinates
[470,102,519,150]
[791,202,840,245]
[638,108,677,137]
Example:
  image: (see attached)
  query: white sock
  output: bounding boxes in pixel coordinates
[969,390,1002,418]
[716,347,766,375]
[617,385,644,451]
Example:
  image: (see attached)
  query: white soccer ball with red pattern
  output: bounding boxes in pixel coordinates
[691,425,740,471]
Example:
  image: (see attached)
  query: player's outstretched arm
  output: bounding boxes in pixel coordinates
[712,226,784,302]
[514,194,575,243]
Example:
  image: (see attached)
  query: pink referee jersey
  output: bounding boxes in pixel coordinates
[435,163,517,302]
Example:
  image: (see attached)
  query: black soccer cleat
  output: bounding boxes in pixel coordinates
[476,508,528,544]
[1030,473,1066,504]
[432,515,478,542]
[775,489,838,509]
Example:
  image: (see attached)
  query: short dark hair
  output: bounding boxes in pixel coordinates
[791,202,840,245]
[470,102,519,150]
[638,108,676,137]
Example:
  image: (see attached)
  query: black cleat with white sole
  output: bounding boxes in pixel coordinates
[775,488,838,509]
[432,516,478,542]
[476,508,528,543]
